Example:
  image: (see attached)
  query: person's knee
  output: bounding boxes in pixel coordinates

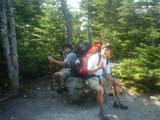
[54,72,60,81]
[112,79,119,86]
[96,85,104,95]
[54,72,59,76]
[116,79,120,84]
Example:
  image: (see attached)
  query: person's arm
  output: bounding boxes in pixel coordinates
[88,66,101,74]
[106,72,121,82]
[106,74,115,81]
[104,60,115,81]
[88,61,104,74]
[48,56,64,66]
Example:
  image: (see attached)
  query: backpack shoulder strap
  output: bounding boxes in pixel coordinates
[106,59,109,65]
[98,52,101,65]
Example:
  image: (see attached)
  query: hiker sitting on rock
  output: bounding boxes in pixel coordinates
[87,43,128,120]
[48,44,77,92]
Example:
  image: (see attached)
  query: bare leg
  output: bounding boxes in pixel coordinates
[54,72,62,92]
[96,85,104,108]
[112,79,121,96]
[96,85,109,120]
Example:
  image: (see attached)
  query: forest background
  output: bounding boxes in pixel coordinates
[0,0,160,97]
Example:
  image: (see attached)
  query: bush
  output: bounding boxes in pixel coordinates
[113,44,160,93]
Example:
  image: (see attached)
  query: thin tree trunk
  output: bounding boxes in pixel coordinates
[1,0,13,80]
[59,0,72,45]
[88,5,92,45]
[8,0,19,94]
[0,0,19,95]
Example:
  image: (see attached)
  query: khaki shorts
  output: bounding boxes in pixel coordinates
[59,68,71,80]
[87,76,110,91]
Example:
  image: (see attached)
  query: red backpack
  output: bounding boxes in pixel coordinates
[74,42,101,79]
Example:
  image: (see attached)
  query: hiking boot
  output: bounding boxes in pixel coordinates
[113,101,128,110]
[98,109,109,120]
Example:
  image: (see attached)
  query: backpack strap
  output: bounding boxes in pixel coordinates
[98,55,109,85]
[97,53,102,84]
[98,52,101,66]
[106,59,109,65]
[102,58,109,80]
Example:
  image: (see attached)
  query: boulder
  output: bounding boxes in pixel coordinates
[66,77,95,102]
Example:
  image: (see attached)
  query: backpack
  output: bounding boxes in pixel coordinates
[73,42,102,79]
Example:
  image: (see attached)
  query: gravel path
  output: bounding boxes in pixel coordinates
[0,77,159,120]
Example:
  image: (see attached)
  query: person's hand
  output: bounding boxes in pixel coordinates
[48,56,55,63]
[98,61,104,69]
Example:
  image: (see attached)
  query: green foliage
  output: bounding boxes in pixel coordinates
[1,0,160,93]
[0,79,10,97]
[19,47,49,78]
[113,44,160,92]
[15,0,65,78]
[136,44,160,69]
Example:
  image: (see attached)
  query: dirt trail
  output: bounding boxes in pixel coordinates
[0,77,159,120]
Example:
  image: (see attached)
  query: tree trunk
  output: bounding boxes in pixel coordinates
[0,0,19,95]
[87,5,92,45]
[8,0,19,94]
[1,0,13,80]
[59,0,72,45]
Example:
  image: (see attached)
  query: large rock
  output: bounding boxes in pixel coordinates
[65,77,95,102]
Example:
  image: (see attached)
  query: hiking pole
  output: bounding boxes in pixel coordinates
[113,81,137,101]
[112,79,129,120]
[102,69,128,120]
[103,75,129,120]
[112,80,152,119]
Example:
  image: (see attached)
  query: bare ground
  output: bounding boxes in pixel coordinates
[0,77,159,120]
